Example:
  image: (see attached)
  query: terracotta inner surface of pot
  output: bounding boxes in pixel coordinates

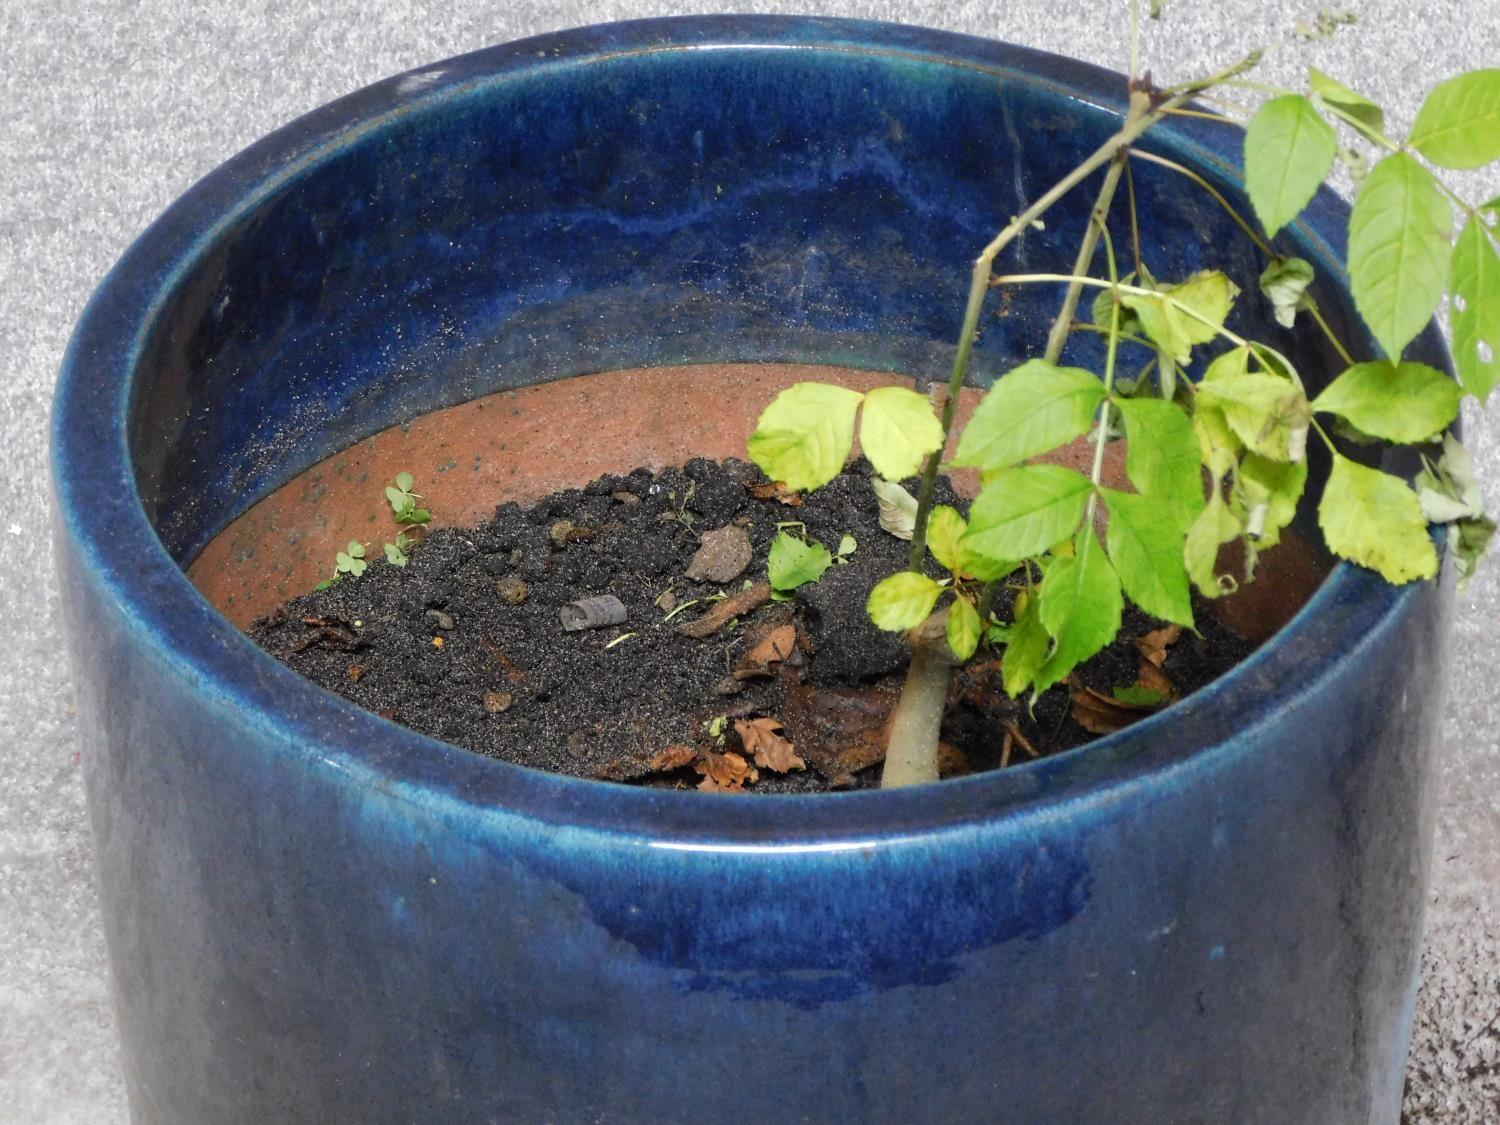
[186,362,1327,641]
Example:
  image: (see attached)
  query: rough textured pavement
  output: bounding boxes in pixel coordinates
[2,1,1495,1120]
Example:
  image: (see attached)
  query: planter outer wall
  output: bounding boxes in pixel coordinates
[52,18,1453,1124]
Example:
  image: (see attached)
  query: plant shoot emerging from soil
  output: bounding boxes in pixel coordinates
[749,3,1500,787]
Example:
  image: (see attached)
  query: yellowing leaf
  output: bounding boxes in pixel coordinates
[1002,587,1049,698]
[1347,153,1452,361]
[872,477,918,540]
[1102,488,1194,627]
[1198,373,1311,462]
[1409,69,1500,170]
[1185,492,1242,598]
[747,382,863,491]
[1121,272,1238,365]
[1311,361,1462,443]
[962,464,1093,564]
[951,360,1106,470]
[867,572,943,632]
[1259,257,1315,329]
[946,596,982,661]
[859,385,944,481]
[1244,94,1338,237]
[925,505,967,574]
[1451,216,1500,403]
[1318,455,1438,583]
[1239,453,1307,549]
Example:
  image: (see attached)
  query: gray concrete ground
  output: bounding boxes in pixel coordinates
[2,1,1495,1121]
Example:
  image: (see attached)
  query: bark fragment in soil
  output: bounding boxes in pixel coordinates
[250,458,1258,794]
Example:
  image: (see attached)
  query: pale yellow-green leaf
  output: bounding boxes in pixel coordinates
[1198,374,1312,462]
[1239,454,1307,550]
[1318,455,1438,583]
[867,572,944,632]
[962,464,1094,565]
[1244,94,1338,237]
[951,360,1106,470]
[1451,216,1500,402]
[1002,588,1049,698]
[946,596,982,661]
[1309,67,1386,146]
[1409,69,1500,170]
[1102,488,1194,627]
[859,385,944,481]
[1347,153,1452,361]
[1311,361,1462,443]
[1185,491,1242,598]
[747,382,864,491]
[925,505,967,574]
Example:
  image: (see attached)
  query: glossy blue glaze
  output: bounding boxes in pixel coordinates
[53,17,1451,1123]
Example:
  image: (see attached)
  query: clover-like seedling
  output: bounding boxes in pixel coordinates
[335,541,367,578]
[386,472,432,525]
[384,530,417,568]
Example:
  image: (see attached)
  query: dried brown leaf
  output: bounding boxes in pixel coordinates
[646,744,698,773]
[695,750,759,791]
[1135,659,1177,701]
[733,624,799,680]
[735,717,807,774]
[749,480,804,506]
[1134,624,1183,668]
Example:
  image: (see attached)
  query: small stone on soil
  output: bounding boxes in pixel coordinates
[684,524,754,584]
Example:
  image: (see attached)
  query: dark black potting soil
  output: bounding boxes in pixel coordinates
[250,458,1256,793]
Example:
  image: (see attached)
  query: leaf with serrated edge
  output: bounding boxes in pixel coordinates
[951,360,1105,470]
[767,532,833,592]
[1102,489,1194,626]
[1115,397,1205,526]
[867,572,943,632]
[1451,216,1500,403]
[962,464,1093,565]
[747,383,864,492]
[1239,454,1307,549]
[1308,68,1386,144]
[1244,95,1338,237]
[1319,455,1438,583]
[1198,374,1311,462]
[1168,271,1239,347]
[1036,528,1123,694]
[926,505,967,574]
[1260,257,1315,329]
[1002,588,1049,698]
[947,596,982,661]
[1312,361,1462,443]
[1185,491,1242,598]
[1347,153,1452,361]
[1409,69,1500,170]
[859,385,944,481]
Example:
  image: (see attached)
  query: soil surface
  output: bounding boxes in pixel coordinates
[250,459,1256,793]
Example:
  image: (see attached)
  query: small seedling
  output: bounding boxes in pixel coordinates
[335,541,367,577]
[386,472,432,525]
[383,530,418,567]
[835,533,858,564]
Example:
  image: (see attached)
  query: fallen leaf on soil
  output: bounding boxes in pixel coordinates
[677,580,772,638]
[479,638,527,684]
[872,477,919,540]
[289,625,360,654]
[749,480,804,506]
[647,744,698,773]
[695,750,759,791]
[1134,624,1183,668]
[735,717,806,773]
[685,525,755,584]
[1068,671,1174,735]
[733,624,798,680]
[780,678,899,783]
[1135,659,1176,701]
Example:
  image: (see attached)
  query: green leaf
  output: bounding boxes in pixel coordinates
[384,542,409,567]
[1102,488,1194,627]
[1036,528,1123,693]
[1198,371,1311,462]
[1092,284,1142,338]
[386,486,407,510]
[1311,361,1462,443]
[962,464,1094,564]
[859,385,944,481]
[1002,588,1049,698]
[395,505,432,526]
[951,360,1106,470]
[1416,434,1486,522]
[1113,684,1167,707]
[1347,153,1452,360]
[1239,453,1307,549]
[1318,455,1438,583]
[1185,491,1243,598]
[395,471,415,493]
[1259,257,1315,329]
[873,477,919,540]
[1409,69,1500,169]
[1451,216,1500,402]
[926,505,967,574]
[767,532,834,591]
[867,572,944,632]
[1244,94,1338,237]
[747,382,864,491]
[1308,67,1386,145]
[836,533,858,558]
[946,596,982,661]
[1114,397,1205,525]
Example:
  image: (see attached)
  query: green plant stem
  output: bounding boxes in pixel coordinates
[1085,222,1125,531]
[1043,153,1131,365]
[992,272,1256,350]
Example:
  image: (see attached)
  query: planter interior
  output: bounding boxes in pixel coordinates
[54,17,1455,1123]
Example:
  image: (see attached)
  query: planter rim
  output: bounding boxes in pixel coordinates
[52,14,1431,844]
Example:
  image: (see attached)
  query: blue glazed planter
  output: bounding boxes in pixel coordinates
[53,17,1453,1123]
